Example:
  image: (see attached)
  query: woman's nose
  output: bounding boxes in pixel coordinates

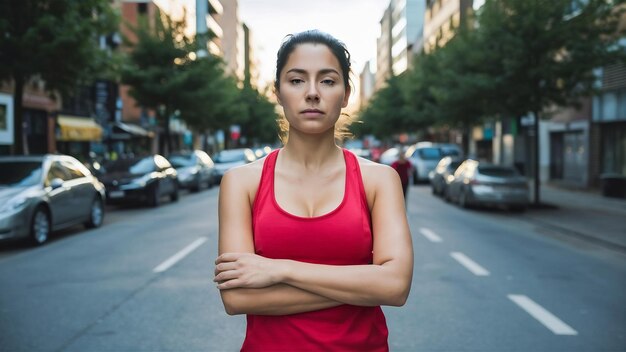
[305,83,320,101]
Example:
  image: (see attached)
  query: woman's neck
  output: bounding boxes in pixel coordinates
[281,129,342,171]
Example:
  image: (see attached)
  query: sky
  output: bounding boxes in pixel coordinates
[238,0,390,105]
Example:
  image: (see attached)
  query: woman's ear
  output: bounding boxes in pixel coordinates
[275,88,283,106]
[342,86,351,108]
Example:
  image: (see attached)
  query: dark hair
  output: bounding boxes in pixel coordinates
[274,30,352,92]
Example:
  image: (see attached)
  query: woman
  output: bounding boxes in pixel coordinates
[215,30,413,351]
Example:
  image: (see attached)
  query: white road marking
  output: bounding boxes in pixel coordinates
[508,294,578,335]
[419,227,443,242]
[450,252,490,276]
[153,237,208,273]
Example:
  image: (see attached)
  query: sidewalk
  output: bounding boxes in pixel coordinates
[522,183,626,252]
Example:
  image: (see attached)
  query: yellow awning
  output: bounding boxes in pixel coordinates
[57,115,103,142]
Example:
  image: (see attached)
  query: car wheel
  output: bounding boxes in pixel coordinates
[413,170,419,185]
[149,184,161,207]
[171,183,179,202]
[85,197,104,229]
[30,207,50,246]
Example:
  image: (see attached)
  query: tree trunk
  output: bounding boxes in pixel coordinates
[12,77,25,155]
[532,110,540,205]
[164,111,171,155]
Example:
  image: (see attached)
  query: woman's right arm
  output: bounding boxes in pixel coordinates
[217,166,342,315]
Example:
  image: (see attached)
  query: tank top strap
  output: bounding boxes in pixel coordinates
[252,149,279,225]
[342,149,370,216]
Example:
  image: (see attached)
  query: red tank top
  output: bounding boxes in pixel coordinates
[243,148,388,352]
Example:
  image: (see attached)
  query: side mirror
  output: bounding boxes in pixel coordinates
[50,178,64,189]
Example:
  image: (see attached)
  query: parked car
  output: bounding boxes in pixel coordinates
[0,154,106,245]
[100,155,179,207]
[379,147,400,165]
[168,150,216,192]
[213,148,257,184]
[430,156,464,196]
[405,142,443,184]
[435,143,463,158]
[446,159,529,211]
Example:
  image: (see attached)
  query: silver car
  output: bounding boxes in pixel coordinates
[169,150,217,192]
[446,159,529,211]
[0,155,106,245]
[405,142,443,183]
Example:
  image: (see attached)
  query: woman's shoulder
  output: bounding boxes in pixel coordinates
[356,156,395,174]
[355,156,399,186]
[223,157,265,186]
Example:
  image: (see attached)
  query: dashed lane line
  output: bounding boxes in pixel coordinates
[153,237,208,273]
[419,227,443,242]
[508,294,578,335]
[450,252,490,276]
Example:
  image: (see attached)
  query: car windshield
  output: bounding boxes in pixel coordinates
[418,148,442,160]
[215,151,246,163]
[0,161,43,187]
[442,149,460,157]
[478,166,519,177]
[168,155,194,168]
[105,157,155,174]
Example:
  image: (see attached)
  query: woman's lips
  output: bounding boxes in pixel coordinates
[301,109,324,117]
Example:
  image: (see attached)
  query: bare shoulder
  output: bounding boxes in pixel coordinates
[357,157,400,187]
[222,158,264,187]
[355,157,401,210]
[221,157,266,203]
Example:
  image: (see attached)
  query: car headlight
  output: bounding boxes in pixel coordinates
[0,196,28,213]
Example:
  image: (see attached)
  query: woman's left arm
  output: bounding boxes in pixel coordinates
[215,164,414,307]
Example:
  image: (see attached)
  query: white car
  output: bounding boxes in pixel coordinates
[405,142,443,184]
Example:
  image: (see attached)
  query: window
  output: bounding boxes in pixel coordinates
[62,160,87,179]
[137,3,147,14]
[46,161,71,185]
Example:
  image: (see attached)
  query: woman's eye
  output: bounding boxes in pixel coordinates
[321,79,335,86]
[290,79,304,85]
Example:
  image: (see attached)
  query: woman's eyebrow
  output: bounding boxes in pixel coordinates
[285,68,340,76]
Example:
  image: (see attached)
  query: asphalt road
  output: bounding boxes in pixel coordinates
[0,185,624,351]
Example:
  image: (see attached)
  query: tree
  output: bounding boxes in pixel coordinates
[359,73,428,139]
[474,0,625,204]
[235,84,279,145]
[121,9,200,154]
[0,0,118,155]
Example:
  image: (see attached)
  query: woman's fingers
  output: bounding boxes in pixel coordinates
[214,269,241,283]
[215,252,246,265]
[214,262,238,276]
[216,278,243,290]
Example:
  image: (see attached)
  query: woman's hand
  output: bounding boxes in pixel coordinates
[214,253,285,290]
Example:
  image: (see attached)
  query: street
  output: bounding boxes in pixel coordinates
[1,185,625,351]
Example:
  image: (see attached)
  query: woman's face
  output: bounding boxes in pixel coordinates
[277,43,351,136]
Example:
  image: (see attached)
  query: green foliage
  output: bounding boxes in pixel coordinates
[0,0,119,91]
[475,0,626,118]
[0,0,119,154]
[235,84,279,145]
[358,0,625,140]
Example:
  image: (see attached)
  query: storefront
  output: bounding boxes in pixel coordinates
[108,121,154,157]
[56,115,103,161]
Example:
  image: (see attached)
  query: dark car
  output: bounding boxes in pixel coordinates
[446,160,529,211]
[169,150,216,192]
[430,156,464,196]
[0,155,106,245]
[100,155,179,207]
